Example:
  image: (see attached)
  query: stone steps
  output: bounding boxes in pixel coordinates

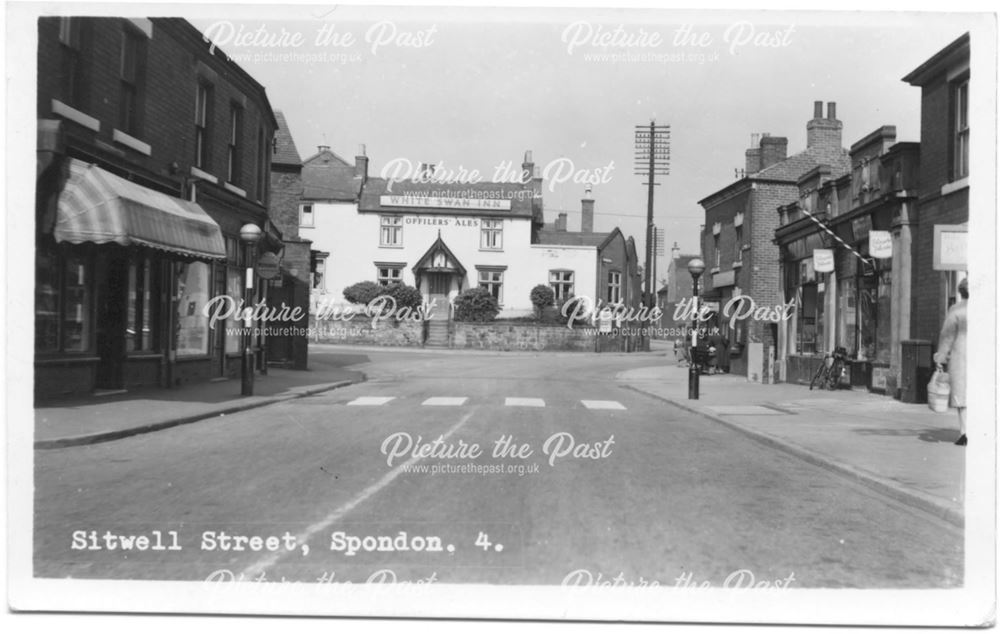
[425,321,451,348]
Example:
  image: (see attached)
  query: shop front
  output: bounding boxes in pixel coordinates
[778,207,897,391]
[35,157,230,400]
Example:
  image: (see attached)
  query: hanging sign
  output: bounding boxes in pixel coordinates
[256,252,281,280]
[869,230,892,259]
[813,249,834,273]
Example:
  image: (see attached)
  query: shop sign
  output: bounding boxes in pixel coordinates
[869,231,892,259]
[256,252,281,280]
[813,249,834,273]
[381,195,511,211]
[933,224,967,271]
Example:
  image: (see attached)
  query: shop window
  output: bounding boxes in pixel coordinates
[227,104,243,185]
[35,245,93,354]
[840,277,857,356]
[175,261,211,357]
[119,24,146,136]
[224,238,245,354]
[549,270,574,302]
[377,265,403,286]
[481,219,503,250]
[952,76,969,181]
[194,82,212,169]
[478,269,504,304]
[125,253,159,352]
[299,203,314,227]
[380,216,402,246]
[607,270,622,304]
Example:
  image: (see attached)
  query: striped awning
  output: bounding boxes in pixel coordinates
[54,159,226,259]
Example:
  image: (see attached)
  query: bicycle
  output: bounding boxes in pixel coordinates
[809,347,849,390]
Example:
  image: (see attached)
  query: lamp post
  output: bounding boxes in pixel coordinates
[687,257,706,400]
[240,223,262,396]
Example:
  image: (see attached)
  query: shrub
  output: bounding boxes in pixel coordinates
[453,287,500,322]
[384,283,423,311]
[529,284,555,318]
[343,281,383,306]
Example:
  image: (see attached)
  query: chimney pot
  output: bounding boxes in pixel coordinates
[581,188,595,233]
[827,102,837,120]
[813,101,823,118]
[556,212,568,232]
[357,143,367,156]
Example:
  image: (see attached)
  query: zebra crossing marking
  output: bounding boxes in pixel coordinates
[581,400,627,410]
[422,397,469,406]
[347,396,395,406]
[504,397,545,407]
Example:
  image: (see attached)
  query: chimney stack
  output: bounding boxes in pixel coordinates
[556,212,568,232]
[759,135,789,169]
[671,241,680,260]
[521,150,534,185]
[807,99,843,153]
[581,185,594,233]
[745,133,761,174]
[355,143,368,180]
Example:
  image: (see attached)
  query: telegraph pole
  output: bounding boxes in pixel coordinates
[634,120,670,306]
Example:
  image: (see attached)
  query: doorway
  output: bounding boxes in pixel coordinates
[428,273,451,321]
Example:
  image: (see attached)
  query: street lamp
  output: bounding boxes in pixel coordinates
[240,223,262,396]
[687,257,706,400]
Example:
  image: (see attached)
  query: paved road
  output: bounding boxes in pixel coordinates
[34,348,963,588]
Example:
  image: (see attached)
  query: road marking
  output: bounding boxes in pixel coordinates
[241,409,478,580]
[422,397,468,406]
[505,397,545,407]
[581,400,627,410]
[346,396,395,406]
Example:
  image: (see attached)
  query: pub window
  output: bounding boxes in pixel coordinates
[299,203,314,227]
[119,24,146,136]
[377,265,403,286]
[194,82,212,169]
[35,245,93,354]
[313,256,326,290]
[125,253,160,352]
[478,269,504,304]
[952,76,969,181]
[380,215,402,246]
[481,219,503,250]
[549,270,574,302]
[58,17,84,107]
[607,270,622,304]
[227,104,243,185]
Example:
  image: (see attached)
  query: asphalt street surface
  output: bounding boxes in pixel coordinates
[34,348,963,588]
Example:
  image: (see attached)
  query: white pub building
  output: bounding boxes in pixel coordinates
[298,145,602,319]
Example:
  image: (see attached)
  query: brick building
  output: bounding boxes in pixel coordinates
[902,33,970,343]
[697,102,849,381]
[35,17,281,400]
[265,110,310,369]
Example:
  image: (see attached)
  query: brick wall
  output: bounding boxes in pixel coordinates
[38,18,274,207]
[748,182,798,364]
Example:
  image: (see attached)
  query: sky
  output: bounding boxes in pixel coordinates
[189,7,985,286]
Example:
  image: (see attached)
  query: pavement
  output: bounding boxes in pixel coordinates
[34,354,367,449]
[617,360,966,528]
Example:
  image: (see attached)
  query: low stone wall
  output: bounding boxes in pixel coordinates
[310,315,424,347]
[451,322,595,352]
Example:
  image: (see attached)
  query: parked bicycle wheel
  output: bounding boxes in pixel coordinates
[809,359,828,390]
[825,358,844,390]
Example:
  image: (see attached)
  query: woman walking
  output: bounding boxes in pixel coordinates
[934,277,968,446]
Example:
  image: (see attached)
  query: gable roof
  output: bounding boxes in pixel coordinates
[301,150,358,201]
[271,111,302,167]
[412,233,467,276]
